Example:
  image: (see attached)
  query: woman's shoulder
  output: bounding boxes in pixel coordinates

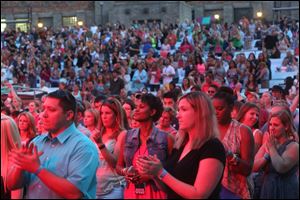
[202,138,224,149]
[197,138,226,163]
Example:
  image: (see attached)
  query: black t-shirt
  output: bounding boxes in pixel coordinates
[165,138,226,199]
[129,43,140,57]
[264,35,278,50]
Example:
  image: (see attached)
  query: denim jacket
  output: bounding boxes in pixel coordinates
[124,124,169,167]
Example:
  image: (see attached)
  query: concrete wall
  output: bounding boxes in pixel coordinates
[108,1,183,26]
[1,1,299,30]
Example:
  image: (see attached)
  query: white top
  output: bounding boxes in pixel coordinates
[162,65,175,85]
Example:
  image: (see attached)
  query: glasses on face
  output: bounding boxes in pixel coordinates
[207,90,215,94]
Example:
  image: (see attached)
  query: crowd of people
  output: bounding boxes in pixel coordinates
[1,16,299,199]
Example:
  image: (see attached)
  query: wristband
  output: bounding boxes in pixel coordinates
[158,168,168,180]
[263,153,271,162]
[98,143,106,150]
[34,166,43,176]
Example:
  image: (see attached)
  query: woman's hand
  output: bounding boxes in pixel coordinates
[136,155,162,177]
[121,166,140,184]
[92,130,103,146]
[266,131,276,153]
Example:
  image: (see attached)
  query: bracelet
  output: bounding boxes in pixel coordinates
[158,168,168,180]
[98,143,106,150]
[34,166,43,176]
[233,154,240,165]
[264,153,271,162]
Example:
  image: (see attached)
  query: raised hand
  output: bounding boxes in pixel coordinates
[266,131,276,152]
[92,130,103,146]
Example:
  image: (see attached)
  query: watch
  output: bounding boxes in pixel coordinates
[34,166,44,176]
[158,168,168,180]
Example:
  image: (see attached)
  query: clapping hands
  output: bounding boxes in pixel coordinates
[136,155,162,177]
[265,131,276,153]
[9,143,44,174]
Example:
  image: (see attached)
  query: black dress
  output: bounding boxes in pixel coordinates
[165,138,226,199]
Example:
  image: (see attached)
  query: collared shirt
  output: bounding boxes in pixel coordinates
[24,123,99,199]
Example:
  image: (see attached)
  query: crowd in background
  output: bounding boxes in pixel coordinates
[1,16,299,199]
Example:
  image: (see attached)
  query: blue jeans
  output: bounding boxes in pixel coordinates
[220,186,240,199]
[96,186,124,199]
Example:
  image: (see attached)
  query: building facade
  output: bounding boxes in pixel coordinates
[1,1,299,32]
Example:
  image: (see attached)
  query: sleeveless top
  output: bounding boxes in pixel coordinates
[124,144,167,199]
[261,68,270,81]
[221,120,251,199]
[124,125,169,192]
[260,140,299,199]
[124,125,169,167]
[95,139,126,196]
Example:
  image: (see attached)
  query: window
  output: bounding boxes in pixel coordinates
[15,18,28,32]
[234,8,253,23]
[161,7,167,13]
[62,16,77,27]
[1,19,7,32]
[142,8,149,15]
[38,17,53,28]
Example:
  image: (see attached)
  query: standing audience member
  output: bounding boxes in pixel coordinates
[212,89,254,199]
[206,84,219,99]
[137,92,226,199]
[7,90,99,199]
[156,107,178,137]
[253,110,299,199]
[110,69,125,96]
[92,98,127,199]
[17,112,37,146]
[122,98,136,129]
[132,61,148,92]
[231,101,244,120]
[116,93,174,199]
[236,102,263,155]
[83,108,100,136]
[162,92,179,130]
[1,114,23,199]
[28,100,40,125]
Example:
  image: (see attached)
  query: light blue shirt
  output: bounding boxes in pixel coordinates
[24,123,99,199]
[132,69,148,92]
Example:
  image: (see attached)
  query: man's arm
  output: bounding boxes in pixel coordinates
[8,144,84,199]
[35,169,82,199]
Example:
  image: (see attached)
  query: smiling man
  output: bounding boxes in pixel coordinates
[8,90,99,199]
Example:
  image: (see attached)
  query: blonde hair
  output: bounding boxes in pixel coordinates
[84,108,100,128]
[17,112,37,140]
[175,92,220,149]
[1,114,21,193]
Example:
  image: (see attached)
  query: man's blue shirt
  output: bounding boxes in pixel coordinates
[24,123,99,199]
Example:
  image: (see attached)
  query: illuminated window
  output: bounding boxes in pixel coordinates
[15,18,28,32]
[1,19,7,32]
[62,16,77,27]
